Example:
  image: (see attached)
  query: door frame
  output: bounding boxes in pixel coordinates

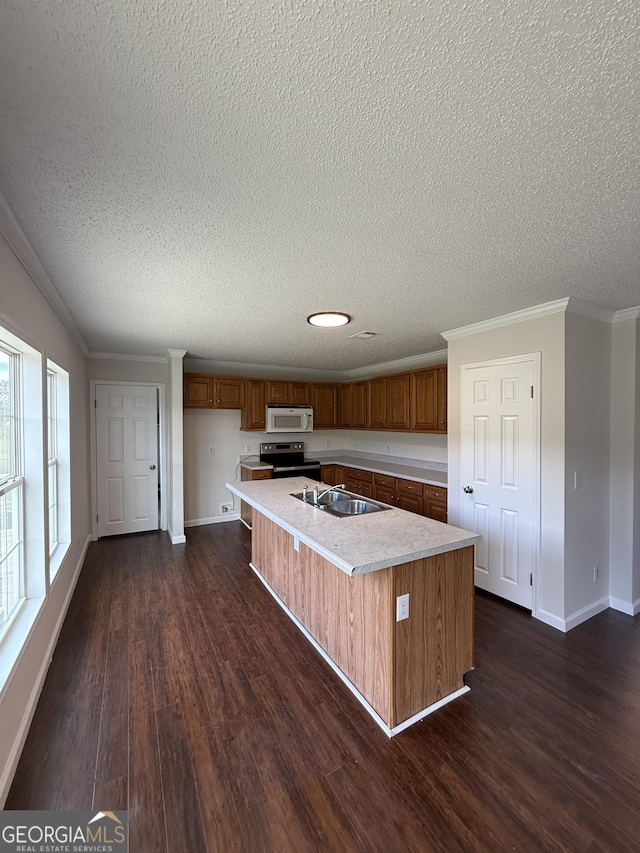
[90,380,167,540]
[460,352,541,617]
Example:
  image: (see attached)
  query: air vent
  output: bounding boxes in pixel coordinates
[349,331,377,340]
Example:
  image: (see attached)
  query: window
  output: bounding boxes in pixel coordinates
[0,344,25,641]
[47,369,57,555]
[46,359,70,578]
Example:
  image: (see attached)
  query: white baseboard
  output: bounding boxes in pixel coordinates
[564,597,610,632]
[0,534,91,806]
[609,596,640,616]
[533,608,567,632]
[185,513,241,527]
[166,524,187,544]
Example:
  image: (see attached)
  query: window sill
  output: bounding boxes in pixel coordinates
[0,597,45,698]
[49,542,70,583]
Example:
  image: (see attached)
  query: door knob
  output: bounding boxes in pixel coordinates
[150,464,156,470]
[463,485,473,494]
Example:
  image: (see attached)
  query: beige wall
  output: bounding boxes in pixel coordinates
[0,235,90,803]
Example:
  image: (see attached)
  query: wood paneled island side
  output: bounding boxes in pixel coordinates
[226,477,481,736]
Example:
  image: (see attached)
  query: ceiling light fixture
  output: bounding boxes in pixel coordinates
[307,312,352,328]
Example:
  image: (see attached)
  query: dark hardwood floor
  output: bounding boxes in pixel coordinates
[6,522,640,852]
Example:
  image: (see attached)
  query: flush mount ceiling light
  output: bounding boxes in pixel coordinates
[306,312,352,328]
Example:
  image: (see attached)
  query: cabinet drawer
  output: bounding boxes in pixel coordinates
[374,473,396,489]
[423,484,447,501]
[251,469,272,480]
[396,478,422,495]
[347,467,373,483]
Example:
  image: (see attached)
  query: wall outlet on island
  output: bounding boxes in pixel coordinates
[396,593,410,622]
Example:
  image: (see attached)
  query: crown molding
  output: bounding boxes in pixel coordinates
[0,192,89,356]
[342,349,448,380]
[612,307,640,324]
[441,299,571,341]
[88,351,169,363]
[166,349,187,360]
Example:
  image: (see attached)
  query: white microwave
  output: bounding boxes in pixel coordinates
[266,405,314,433]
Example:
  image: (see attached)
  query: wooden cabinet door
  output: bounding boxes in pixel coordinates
[289,382,311,405]
[241,379,266,430]
[213,377,245,409]
[312,383,338,429]
[410,368,438,431]
[374,473,396,505]
[339,384,352,427]
[396,479,424,515]
[424,484,447,522]
[410,366,447,432]
[367,377,387,429]
[345,472,359,493]
[266,381,289,404]
[266,381,310,405]
[436,366,447,432]
[352,381,367,429]
[184,375,213,407]
[386,373,410,430]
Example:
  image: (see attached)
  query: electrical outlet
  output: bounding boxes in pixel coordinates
[244,444,252,453]
[325,441,331,448]
[209,445,215,455]
[594,565,600,582]
[221,503,233,514]
[387,445,391,453]
[355,441,360,449]
[396,593,410,622]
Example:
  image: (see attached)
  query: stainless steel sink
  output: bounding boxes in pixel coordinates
[291,490,391,517]
[324,498,386,516]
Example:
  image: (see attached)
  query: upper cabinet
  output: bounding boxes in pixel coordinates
[367,373,410,430]
[266,381,310,405]
[410,366,447,433]
[184,374,213,408]
[241,379,266,431]
[186,365,447,433]
[311,383,338,429]
[184,374,245,409]
[340,381,367,429]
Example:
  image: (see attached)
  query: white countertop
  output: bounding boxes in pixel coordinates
[226,476,479,577]
[240,455,447,487]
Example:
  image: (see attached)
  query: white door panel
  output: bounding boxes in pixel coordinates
[96,384,159,537]
[461,358,539,609]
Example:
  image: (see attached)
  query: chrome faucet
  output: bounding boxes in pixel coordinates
[312,483,346,505]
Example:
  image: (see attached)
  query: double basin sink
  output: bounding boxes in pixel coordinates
[291,488,391,518]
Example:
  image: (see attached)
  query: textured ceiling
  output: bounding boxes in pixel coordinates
[0,0,639,371]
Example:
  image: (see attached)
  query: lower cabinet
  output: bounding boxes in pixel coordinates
[325,465,448,522]
[345,468,374,498]
[240,466,272,528]
[423,484,448,523]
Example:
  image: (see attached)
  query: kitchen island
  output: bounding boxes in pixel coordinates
[226,476,481,736]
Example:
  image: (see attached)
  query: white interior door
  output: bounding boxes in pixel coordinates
[96,384,159,537]
[460,356,539,609]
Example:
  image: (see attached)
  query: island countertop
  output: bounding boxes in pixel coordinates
[226,476,480,577]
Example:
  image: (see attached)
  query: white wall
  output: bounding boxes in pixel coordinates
[183,411,449,526]
[0,234,90,804]
[564,312,611,625]
[609,313,640,614]
[447,310,567,627]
